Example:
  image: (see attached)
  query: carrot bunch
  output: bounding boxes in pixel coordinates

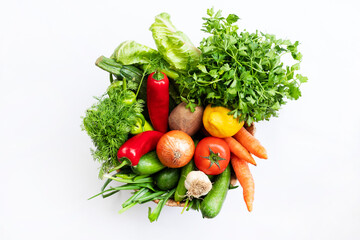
[223,126,267,212]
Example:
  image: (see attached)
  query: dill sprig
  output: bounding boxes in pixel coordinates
[81,80,144,178]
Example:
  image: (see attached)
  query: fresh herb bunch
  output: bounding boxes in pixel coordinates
[82,80,144,178]
[177,8,307,125]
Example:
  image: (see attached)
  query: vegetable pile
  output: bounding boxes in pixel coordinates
[82,8,307,222]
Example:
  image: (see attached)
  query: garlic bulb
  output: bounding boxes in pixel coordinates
[184,171,212,198]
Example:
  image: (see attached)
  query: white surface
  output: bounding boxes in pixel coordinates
[1,0,360,239]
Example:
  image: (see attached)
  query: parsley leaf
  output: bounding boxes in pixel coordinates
[175,8,307,125]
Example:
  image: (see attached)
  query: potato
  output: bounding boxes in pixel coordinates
[168,102,204,136]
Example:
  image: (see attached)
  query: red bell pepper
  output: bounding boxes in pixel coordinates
[117,131,164,167]
[147,72,169,133]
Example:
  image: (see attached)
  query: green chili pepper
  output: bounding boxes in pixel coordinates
[131,113,154,135]
[107,78,137,105]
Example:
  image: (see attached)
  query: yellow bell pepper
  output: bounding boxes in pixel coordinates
[202,105,244,138]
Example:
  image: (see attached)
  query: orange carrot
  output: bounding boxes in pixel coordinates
[231,154,255,212]
[234,127,268,159]
[223,137,257,166]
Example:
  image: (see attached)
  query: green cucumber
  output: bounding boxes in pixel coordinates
[174,141,199,202]
[174,160,195,202]
[132,151,165,175]
[154,168,181,190]
[200,165,231,218]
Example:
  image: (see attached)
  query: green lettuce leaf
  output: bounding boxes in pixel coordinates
[110,40,179,79]
[149,13,201,71]
[111,40,160,65]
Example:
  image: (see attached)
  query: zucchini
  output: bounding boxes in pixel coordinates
[200,165,231,218]
[154,168,181,190]
[132,151,165,175]
[95,56,147,100]
[119,65,143,81]
[174,160,195,202]
[95,56,143,80]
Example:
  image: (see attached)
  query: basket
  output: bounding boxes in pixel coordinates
[154,123,256,207]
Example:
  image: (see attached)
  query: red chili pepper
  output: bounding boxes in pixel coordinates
[117,131,164,167]
[147,72,169,133]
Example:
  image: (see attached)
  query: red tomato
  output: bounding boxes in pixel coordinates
[194,137,230,175]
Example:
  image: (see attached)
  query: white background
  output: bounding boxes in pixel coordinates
[1,0,360,239]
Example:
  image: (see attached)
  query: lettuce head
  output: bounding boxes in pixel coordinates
[150,13,201,71]
[111,40,160,65]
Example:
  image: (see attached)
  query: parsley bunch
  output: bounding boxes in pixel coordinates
[82,80,144,178]
[177,8,307,125]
